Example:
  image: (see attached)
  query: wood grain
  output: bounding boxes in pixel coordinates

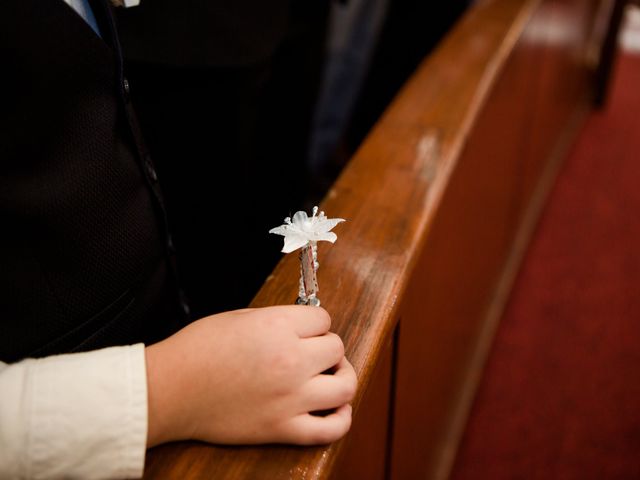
[143,0,607,478]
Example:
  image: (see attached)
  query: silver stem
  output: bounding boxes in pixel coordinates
[296,241,320,306]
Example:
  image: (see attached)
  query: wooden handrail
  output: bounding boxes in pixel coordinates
[144,0,609,477]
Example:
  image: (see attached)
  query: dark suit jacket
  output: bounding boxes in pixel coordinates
[0,0,185,362]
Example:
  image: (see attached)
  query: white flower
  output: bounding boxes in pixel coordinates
[269,206,345,253]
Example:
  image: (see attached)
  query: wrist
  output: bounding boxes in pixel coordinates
[145,338,194,447]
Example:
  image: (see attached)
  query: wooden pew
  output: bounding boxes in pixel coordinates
[143,0,612,478]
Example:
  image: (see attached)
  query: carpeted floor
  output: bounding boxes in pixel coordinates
[450,53,640,480]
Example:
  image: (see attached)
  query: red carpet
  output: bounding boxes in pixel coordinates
[450,54,640,480]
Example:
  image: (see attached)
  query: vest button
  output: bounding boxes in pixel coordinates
[123,78,131,99]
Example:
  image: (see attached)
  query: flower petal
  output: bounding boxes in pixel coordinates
[268,225,289,236]
[313,218,345,233]
[314,232,338,243]
[292,211,309,225]
[282,233,310,253]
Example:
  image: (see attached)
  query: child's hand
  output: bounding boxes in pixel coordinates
[145,306,357,447]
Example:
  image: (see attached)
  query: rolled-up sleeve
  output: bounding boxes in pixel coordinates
[0,344,148,480]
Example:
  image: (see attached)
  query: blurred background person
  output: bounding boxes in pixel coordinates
[307,0,472,195]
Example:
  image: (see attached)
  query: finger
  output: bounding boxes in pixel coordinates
[328,356,357,380]
[300,375,357,412]
[333,356,356,378]
[301,333,345,374]
[243,305,331,337]
[286,305,332,338]
[285,404,353,445]
[300,363,358,411]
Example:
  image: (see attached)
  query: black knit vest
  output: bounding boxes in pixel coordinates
[0,0,186,362]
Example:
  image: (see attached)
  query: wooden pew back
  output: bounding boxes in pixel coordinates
[144,0,610,478]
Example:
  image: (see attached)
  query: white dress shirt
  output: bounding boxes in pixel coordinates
[0,345,148,479]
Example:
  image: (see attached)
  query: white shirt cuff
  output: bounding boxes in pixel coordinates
[0,344,148,479]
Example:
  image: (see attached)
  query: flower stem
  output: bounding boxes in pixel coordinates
[296,241,320,306]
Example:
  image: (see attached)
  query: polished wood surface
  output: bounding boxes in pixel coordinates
[332,333,395,480]
[391,1,600,477]
[143,0,607,478]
